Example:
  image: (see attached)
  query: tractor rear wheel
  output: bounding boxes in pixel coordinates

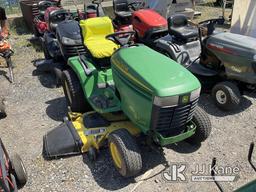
[186,106,211,144]
[212,81,241,111]
[108,129,142,177]
[62,69,92,113]
[10,153,27,189]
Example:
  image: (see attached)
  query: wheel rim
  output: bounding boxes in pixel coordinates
[216,90,227,104]
[64,80,72,105]
[110,142,122,169]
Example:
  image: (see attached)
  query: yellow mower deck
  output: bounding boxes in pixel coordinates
[68,112,141,153]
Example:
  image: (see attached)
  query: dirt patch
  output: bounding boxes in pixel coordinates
[0,4,255,192]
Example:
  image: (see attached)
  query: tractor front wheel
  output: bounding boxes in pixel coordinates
[108,129,142,177]
[187,106,211,144]
[10,153,27,189]
[212,81,241,111]
[62,69,92,113]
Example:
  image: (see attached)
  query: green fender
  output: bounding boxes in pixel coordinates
[67,56,121,113]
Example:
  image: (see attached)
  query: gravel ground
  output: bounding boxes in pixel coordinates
[0,4,255,192]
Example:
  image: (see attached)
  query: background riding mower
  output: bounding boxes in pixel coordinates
[112,0,143,31]
[35,0,105,86]
[43,16,212,177]
[32,0,61,37]
[155,14,256,111]
[112,0,168,46]
[0,138,27,192]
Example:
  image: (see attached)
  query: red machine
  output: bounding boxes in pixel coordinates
[132,9,168,42]
[44,6,64,32]
[33,0,61,37]
[112,0,168,45]
[0,138,27,192]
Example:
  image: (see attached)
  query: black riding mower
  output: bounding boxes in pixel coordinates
[35,0,105,85]
[155,14,256,111]
[43,16,212,177]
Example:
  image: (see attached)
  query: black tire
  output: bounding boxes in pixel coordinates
[10,153,27,189]
[108,129,142,177]
[33,24,41,37]
[42,37,51,60]
[0,101,6,119]
[61,69,91,113]
[216,0,222,5]
[187,106,211,144]
[212,81,241,111]
[87,147,97,162]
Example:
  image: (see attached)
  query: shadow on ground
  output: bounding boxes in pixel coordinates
[9,17,31,35]
[45,97,67,122]
[32,67,59,89]
[28,36,43,52]
[0,70,12,83]
[82,141,199,191]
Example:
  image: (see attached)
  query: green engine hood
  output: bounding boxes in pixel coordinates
[111,45,201,97]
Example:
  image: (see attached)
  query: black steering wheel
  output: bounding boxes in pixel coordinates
[128,1,144,11]
[199,17,225,35]
[106,31,135,46]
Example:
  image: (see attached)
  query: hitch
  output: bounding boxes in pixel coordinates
[211,157,224,192]
[212,142,256,192]
[248,142,256,172]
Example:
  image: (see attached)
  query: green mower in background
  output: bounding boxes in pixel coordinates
[43,17,211,177]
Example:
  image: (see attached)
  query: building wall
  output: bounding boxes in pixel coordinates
[231,0,256,38]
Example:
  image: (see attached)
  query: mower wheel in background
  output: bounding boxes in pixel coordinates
[108,129,142,177]
[212,81,241,111]
[62,69,92,113]
[32,25,40,38]
[10,153,27,189]
[186,106,211,144]
[0,100,6,119]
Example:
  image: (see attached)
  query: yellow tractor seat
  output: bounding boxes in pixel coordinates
[80,17,119,59]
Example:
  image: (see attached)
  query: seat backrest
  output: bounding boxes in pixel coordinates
[49,9,68,23]
[38,1,54,11]
[48,9,69,32]
[80,17,114,42]
[113,0,129,13]
[168,14,188,30]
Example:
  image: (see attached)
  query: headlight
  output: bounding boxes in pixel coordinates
[154,96,179,107]
[62,37,82,46]
[154,88,201,107]
[190,87,201,102]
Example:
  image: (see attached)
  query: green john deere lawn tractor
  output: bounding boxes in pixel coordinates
[43,16,211,177]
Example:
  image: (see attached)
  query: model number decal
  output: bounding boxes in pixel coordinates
[85,128,106,136]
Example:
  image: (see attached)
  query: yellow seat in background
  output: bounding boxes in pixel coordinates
[80,17,119,59]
